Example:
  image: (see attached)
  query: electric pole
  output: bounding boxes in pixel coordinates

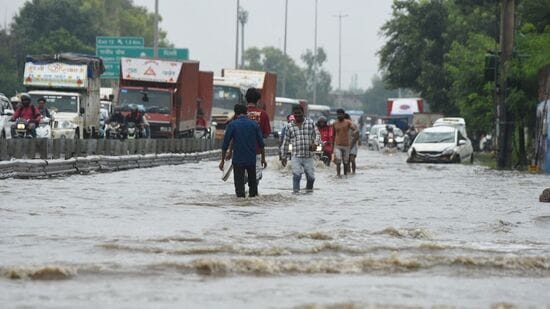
[312,0,318,105]
[282,0,289,97]
[238,7,248,68]
[235,0,240,69]
[497,0,515,169]
[153,0,159,58]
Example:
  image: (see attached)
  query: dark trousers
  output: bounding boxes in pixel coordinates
[233,165,257,198]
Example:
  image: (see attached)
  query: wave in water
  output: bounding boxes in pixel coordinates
[1,265,76,280]
[3,254,549,280]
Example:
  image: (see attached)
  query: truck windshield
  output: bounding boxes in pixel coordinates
[275,102,299,122]
[30,94,78,113]
[118,89,171,114]
[213,85,242,114]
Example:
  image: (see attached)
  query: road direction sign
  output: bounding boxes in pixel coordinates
[96,36,144,47]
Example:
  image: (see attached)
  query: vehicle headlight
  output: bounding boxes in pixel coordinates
[442,147,454,155]
[16,123,26,130]
[61,121,74,129]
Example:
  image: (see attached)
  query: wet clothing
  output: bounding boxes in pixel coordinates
[222,115,265,167]
[233,165,258,198]
[247,104,271,139]
[280,118,321,159]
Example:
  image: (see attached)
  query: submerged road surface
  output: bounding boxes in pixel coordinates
[1,147,549,308]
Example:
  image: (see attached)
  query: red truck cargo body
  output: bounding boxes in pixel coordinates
[198,71,214,122]
[118,57,200,138]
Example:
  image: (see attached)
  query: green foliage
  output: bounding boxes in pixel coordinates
[445,33,496,135]
[301,48,332,106]
[242,46,307,100]
[362,74,400,115]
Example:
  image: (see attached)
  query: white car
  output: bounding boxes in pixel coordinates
[407,125,474,163]
[0,94,15,139]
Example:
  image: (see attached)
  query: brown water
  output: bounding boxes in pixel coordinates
[1,147,549,308]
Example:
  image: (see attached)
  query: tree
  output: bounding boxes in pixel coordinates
[243,46,306,99]
[301,47,332,106]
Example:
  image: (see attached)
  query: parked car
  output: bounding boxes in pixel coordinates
[0,94,15,139]
[368,124,404,151]
[407,125,474,163]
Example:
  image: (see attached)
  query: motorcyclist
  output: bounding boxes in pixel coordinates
[37,97,51,118]
[10,96,21,110]
[125,105,149,138]
[105,107,127,138]
[383,124,396,148]
[10,93,41,138]
[315,116,334,165]
[404,125,418,150]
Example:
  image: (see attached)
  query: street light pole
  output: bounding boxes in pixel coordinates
[235,0,240,69]
[238,7,248,68]
[153,0,159,58]
[333,13,348,92]
[313,0,318,105]
[282,0,288,97]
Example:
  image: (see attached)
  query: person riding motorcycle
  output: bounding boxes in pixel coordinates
[404,125,418,150]
[36,97,51,118]
[383,124,397,148]
[105,107,127,138]
[10,93,41,138]
[125,105,149,138]
[316,116,334,164]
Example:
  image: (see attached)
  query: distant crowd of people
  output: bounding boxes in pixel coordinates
[219,87,359,197]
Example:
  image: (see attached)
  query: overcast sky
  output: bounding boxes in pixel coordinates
[3,0,393,90]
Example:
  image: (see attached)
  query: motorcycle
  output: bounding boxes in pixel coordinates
[194,127,212,139]
[106,121,126,139]
[35,116,52,139]
[384,131,397,149]
[13,118,35,138]
[313,142,331,166]
[126,121,138,139]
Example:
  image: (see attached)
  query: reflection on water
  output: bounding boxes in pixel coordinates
[1,148,549,308]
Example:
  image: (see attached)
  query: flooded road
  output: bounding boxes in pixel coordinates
[1,146,549,308]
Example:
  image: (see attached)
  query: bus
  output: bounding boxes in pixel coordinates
[274,97,301,137]
[308,104,331,123]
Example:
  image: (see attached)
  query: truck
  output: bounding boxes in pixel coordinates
[211,69,277,139]
[24,53,104,139]
[385,97,424,131]
[118,57,213,138]
[411,112,444,132]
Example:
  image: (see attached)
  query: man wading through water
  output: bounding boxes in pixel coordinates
[280,105,320,193]
[219,104,266,198]
[331,108,358,177]
[245,88,271,183]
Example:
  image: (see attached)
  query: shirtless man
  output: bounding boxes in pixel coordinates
[331,109,358,177]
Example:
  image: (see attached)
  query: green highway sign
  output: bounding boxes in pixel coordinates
[102,62,121,79]
[96,36,144,47]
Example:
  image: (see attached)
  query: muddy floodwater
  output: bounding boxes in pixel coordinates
[1,147,549,308]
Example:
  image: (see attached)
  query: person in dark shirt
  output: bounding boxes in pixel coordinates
[219,103,266,198]
[37,97,51,118]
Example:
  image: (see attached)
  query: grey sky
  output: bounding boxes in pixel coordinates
[3,0,393,90]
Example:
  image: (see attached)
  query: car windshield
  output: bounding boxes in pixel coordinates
[415,131,455,143]
[213,85,242,114]
[119,89,171,114]
[30,94,78,113]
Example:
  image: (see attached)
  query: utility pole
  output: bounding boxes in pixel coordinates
[497,0,515,169]
[235,0,240,69]
[238,7,248,68]
[333,13,348,92]
[313,0,318,105]
[153,0,159,58]
[282,0,288,97]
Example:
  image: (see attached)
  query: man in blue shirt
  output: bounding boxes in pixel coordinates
[219,104,267,197]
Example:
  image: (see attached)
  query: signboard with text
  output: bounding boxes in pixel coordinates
[23,62,89,88]
[120,57,182,83]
